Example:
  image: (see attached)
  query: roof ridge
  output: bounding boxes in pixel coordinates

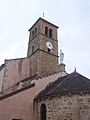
[35,71,90,99]
[48,72,90,95]
[77,72,90,82]
[46,74,70,95]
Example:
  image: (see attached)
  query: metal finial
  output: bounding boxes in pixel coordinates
[43,12,44,18]
[75,67,76,72]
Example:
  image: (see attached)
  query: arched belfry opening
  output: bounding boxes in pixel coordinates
[40,103,46,120]
[45,26,48,36]
[49,28,53,38]
[27,17,59,77]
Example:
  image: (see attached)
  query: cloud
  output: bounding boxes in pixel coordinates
[0,0,90,78]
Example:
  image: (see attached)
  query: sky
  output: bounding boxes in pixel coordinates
[0,0,90,78]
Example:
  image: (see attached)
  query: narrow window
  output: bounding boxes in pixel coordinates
[32,45,34,54]
[40,103,46,120]
[35,27,37,35]
[29,32,31,41]
[49,29,53,38]
[45,27,48,36]
[48,48,51,53]
[32,30,34,38]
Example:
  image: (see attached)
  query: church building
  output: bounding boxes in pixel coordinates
[0,17,90,120]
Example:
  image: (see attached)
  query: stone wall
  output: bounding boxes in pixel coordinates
[37,50,58,77]
[35,94,90,120]
[27,18,59,78]
[39,18,58,40]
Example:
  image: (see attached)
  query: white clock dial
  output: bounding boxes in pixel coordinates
[46,42,53,49]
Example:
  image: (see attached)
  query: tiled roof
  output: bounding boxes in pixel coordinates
[28,17,59,31]
[0,64,5,71]
[35,71,90,98]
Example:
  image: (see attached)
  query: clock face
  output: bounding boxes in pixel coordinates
[46,42,53,49]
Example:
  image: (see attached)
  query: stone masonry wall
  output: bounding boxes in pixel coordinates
[37,51,58,77]
[27,18,59,78]
[35,94,90,120]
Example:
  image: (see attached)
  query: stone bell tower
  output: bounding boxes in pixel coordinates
[27,17,59,77]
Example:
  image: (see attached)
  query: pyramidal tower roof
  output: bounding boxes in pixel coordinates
[28,17,59,31]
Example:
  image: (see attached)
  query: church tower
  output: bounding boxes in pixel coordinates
[27,17,59,77]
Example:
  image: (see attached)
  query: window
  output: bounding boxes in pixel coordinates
[40,103,46,120]
[48,48,51,53]
[32,45,34,54]
[32,30,34,38]
[45,27,48,36]
[35,27,37,35]
[49,29,53,38]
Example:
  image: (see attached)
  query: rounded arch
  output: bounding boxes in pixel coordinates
[32,30,35,38]
[40,103,46,120]
[35,27,37,35]
[49,29,53,38]
[32,45,35,54]
[45,26,48,36]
